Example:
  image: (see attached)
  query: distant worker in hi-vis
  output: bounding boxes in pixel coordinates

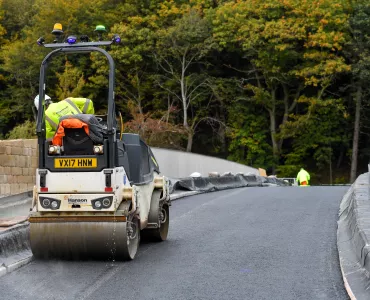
[296,168,310,186]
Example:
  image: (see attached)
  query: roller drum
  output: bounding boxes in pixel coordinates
[30,222,131,260]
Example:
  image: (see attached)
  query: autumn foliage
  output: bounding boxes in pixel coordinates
[0,0,369,183]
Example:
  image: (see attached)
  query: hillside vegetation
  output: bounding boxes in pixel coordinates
[0,0,369,183]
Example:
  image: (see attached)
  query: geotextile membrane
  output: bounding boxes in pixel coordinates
[172,174,289,192]
[337,172,370,299]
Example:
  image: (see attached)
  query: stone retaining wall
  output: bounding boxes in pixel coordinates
[0,140,37,197]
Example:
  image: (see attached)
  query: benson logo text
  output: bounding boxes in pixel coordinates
[68,198,88,203]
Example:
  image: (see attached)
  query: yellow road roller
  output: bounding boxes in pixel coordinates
[29,24,170,260]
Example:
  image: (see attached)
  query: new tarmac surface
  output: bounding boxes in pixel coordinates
[0,187,349,300]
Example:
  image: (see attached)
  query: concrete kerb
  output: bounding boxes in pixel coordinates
[0,255,33,278]
[170,191,202,200]
[0,221,32,278]
[337,172,370,300]
[0,191,33,209]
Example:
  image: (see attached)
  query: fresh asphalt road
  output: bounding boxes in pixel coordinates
[0,187,349,300]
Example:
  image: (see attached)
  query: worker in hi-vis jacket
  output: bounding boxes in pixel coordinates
[296,168,310,186]
[34,94,94,139]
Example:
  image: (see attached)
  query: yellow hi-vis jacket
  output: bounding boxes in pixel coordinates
[296,168,310,186]
[45,98,94,139]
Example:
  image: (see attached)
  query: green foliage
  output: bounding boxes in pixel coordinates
[6,120,36,139]
[55,61,86,99]
[227,101,273,169]
[0,0,368,183]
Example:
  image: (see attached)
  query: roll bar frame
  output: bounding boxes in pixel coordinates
[36,44,116,168]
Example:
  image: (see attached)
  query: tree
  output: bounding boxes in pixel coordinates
[0,0,115,136]
[154,9,214,151]
[211,0,349,172]
[346,1,370,182]
[278,98,349,182]
[55,60,86,99]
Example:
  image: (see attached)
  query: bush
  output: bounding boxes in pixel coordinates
[7,120,36,139]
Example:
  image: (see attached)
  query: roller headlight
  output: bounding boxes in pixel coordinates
[42,198,50,207]
[48,145,61,155]
[40,197,60,209]
[93,145,103,154]
[103,198,111,207]
[92,196,113,210]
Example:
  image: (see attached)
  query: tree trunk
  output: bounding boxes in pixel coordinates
[181,55,188,128]
[186,129,193,152]
[336,145,345,169]
[350,86,362,183]
[268,88,278,174]
[268,109,279,174]
[216,108,227,155]
[279,84,290,151]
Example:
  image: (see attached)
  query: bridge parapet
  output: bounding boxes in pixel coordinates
[0,139,258,197]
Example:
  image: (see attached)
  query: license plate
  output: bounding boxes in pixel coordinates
[54,158,97,169]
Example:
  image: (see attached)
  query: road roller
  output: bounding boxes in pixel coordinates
[28,24,170,260]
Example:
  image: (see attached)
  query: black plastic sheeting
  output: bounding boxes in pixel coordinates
[170,174,289,193]
[337,173,370,298]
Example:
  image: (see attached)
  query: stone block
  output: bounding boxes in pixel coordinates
[13,175,19,183]
[0,145,5,154]
[0,175,6,184]
[4,167,11,175]
[12,147,22,155]
[23,139,37,148]
[31,148,37,157]
[25,175,33,184]
[17,175,26,184]
[11,167,23,176]
[3,167,9,175]
[27,183,34,191]
[7,175,14,184]
[0,155,9,167]
[0,166,3,175]
[17,156,26,168]
[0,184,10,196]
[14,175,20,184]
[10,184,20,195]
[9,140,23,147]
[25,157,31,168]
[0,140,10,146]
[29,169,36,177]
[19,183,28,193]
[31,157,38,168]
[4,184,10,195]
[22,168,28,176]
[6,155,16,167]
